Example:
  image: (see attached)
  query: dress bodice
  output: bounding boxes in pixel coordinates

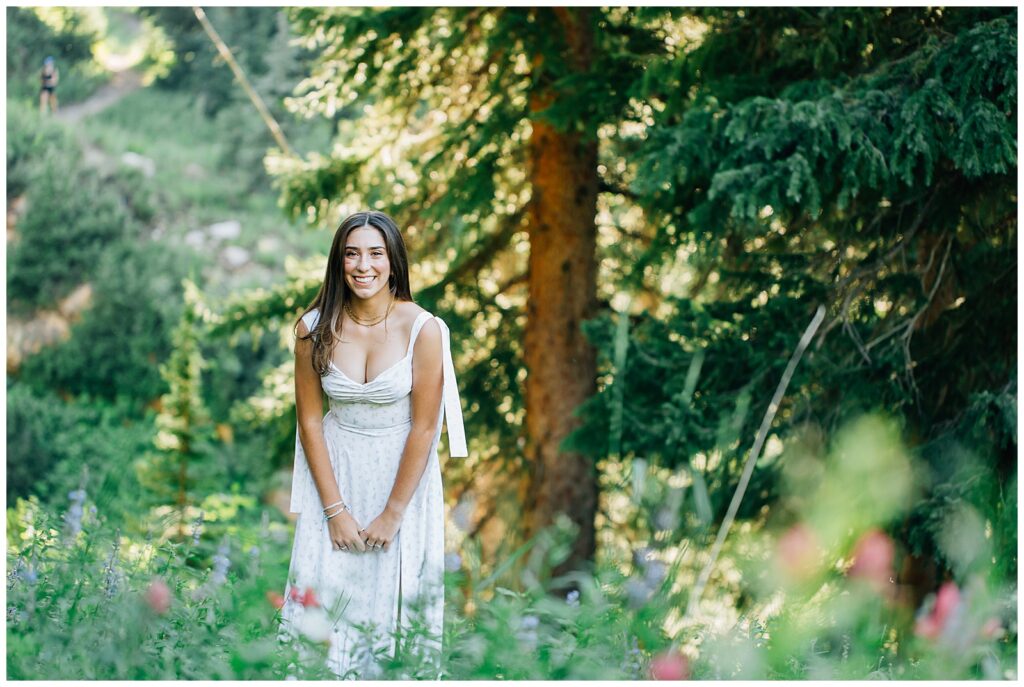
[299,306,467,452]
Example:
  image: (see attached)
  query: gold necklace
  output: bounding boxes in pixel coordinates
[344,293,395,327]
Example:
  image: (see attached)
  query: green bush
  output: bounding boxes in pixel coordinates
[7,148,138,312]
[5,99,77,197]
[6,383,152,524]
[18,240,190,407]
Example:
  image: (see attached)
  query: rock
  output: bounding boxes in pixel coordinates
[7,195,27,243]
[58,283,93,321]
[7,312,71,373]
[208,220,241,241]
[184,230,205,248]
[257,236,280,254]
[120,151,156,178]
[184,162,206,179]
[220,246,251,270]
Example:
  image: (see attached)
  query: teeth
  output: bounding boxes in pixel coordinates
[353,276,374,284]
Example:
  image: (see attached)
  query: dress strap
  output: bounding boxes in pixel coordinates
[301,307,321,333]
[434,316,468,457]
[405,311,434,356]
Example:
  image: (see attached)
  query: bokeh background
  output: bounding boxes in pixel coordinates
[6,6,1017,679]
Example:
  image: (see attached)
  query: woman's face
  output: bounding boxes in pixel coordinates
[343,226,391,299]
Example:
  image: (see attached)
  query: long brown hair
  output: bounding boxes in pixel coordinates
[297,211,414,375]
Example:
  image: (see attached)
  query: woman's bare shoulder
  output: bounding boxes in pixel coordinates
[397,300,429,321]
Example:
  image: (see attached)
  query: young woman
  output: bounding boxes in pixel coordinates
[279,211,467,677]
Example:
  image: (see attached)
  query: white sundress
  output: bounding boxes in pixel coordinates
[279,308,467,679]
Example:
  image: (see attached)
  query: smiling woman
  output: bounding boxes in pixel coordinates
[279,211,467,678]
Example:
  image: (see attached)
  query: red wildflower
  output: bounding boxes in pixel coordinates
[288,585,319,608]
[266,591,285,609]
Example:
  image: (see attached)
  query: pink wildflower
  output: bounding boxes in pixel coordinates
[649,650,690,680]
[145,578,172,614]
[848,529,895,590]
[981,617,1003,639]
[776,523,821,580]
[915,581,961,639]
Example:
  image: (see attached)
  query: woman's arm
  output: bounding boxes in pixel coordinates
[361,317,444,551]
[295,319,343,508]
[297,319,368,552]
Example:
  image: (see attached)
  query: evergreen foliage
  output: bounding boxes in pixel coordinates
[572,8,1016,571]
[137,281,214,539]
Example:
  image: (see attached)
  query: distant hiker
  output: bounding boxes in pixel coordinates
[39,56,59,114]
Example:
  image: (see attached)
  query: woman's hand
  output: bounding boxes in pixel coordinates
[327,511,367,553]
[359,507,403,552]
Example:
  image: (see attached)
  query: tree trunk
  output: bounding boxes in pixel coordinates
[523,7,599,576]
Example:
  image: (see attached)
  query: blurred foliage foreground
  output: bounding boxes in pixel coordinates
[6,413,1016,679]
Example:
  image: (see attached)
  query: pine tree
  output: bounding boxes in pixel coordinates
[138,281,213,540]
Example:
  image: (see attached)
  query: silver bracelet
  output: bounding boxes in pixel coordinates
[322,499,346,513]
[324,503,351,520]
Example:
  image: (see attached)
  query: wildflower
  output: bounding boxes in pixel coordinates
[981,617,1004,639]
[451,496,474,533]
[145,578,172,614]
[102,534,122,599]
[266,591,285,609]
[7,557,24,590]
[65,489,87,538]
[295,606,332,642]
[848,529,894,591]
[566,589,580,607]
[654,507,676,531]
[191,511,204,546]
[444,552,462,572]
[621,635,643,676]
[776,523,822,581]
[516,614,540,649]
[625,578,652,609]
[211,539,231,586]
[289,586,320,608]
[915,581,962,640]
[644,560,668,587]
[649,649,690,680]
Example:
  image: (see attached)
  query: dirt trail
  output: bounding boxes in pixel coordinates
[56,67,144,125]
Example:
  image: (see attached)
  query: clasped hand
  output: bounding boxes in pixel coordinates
[328,508,402,553]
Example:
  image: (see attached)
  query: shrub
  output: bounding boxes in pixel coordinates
[18,240,190,407]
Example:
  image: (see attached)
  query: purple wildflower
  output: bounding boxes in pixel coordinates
[211,539,231,586]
